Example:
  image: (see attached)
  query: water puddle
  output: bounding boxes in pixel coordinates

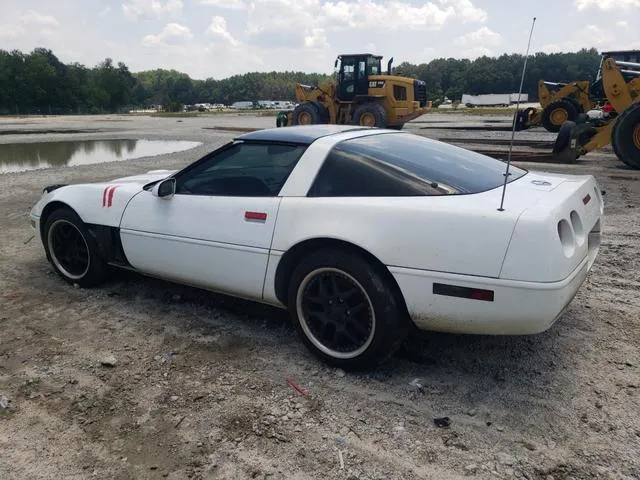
[0,138,201,173]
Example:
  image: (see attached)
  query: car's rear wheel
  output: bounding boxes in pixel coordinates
[287,249,409,370]
[43,208,108,287]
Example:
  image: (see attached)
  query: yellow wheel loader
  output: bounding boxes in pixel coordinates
[552,57,640,168]
[275,54,432,130]
[516,50,640,133]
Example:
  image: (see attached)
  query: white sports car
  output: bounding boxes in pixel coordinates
[29,125,603,369]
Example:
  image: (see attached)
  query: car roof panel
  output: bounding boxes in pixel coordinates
[235,125,373,144]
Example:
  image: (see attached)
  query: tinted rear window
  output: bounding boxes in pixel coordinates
[313,132,527,195]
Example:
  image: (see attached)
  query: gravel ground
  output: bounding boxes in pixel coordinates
[0,113,639,480]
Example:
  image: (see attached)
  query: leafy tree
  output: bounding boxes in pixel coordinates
[0,47,603,115]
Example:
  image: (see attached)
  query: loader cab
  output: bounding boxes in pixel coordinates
[595,50,640,80]
[591,49,640,99]
[335,54,385,101]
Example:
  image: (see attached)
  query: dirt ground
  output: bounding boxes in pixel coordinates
[0,114,639,480]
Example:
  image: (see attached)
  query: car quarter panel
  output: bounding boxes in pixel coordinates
[499,175,603,282]
[269,195,521,278]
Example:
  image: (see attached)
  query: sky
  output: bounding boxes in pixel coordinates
[0,0,639,79]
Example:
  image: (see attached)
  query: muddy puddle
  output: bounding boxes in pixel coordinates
[0,138,201,173]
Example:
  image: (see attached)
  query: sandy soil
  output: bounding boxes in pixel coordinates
[0,114,638,480]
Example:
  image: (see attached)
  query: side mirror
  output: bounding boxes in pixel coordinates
[152,178,176,199]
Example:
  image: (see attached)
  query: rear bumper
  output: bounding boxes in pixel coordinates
[391,252,594,335]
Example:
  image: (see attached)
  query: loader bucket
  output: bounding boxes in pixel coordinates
[552,120,598,163]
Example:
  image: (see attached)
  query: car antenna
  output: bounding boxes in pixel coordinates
[498,16,537,212]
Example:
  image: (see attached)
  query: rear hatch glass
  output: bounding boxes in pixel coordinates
[334,132,527,195]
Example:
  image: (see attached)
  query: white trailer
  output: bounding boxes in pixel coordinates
[461,93,529,107]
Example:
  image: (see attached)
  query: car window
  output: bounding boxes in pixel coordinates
[175,142,307,196]
[308,133,527,197]
[308,147,450,197]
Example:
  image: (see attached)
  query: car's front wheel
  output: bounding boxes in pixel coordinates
[288,249,409,370]
[43,208,108,288]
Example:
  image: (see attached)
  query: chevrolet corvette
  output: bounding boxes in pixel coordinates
[29,125,604,369]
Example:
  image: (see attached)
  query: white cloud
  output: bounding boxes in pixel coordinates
[0,10,60,41]
[206,16,239,45]
[123,0,183,20]
[243,0,487,52]
[542,24,620,53]
[245,0,486,45]
[575,0,640,9]
[304,28,328,49]
[20,10,60,27]
[446,0,488,22]
[454,26,502,47]
[142,23,193,46]
[196,0,247,8]
[0,25,25,41]
[616,20,629,27]
[98,7,113,17]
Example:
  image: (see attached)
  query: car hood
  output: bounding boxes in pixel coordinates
[108,169,177,186]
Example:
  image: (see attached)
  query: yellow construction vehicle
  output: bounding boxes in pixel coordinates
[552,56,640,168]
[275,53,431,129]
[516,50,640,132]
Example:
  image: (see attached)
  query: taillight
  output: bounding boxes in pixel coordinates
[570,210,585,246]
[557,218,575,257]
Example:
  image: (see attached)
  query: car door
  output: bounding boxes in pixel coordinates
[119,140,307,300]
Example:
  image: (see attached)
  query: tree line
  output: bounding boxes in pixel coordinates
[0,47,602,115]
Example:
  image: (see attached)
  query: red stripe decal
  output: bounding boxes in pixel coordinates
[102,187,109,207]
[245,211,267,221]
[107,186,118,207]
[583,193,591,205]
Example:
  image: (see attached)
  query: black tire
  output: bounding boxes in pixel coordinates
[287,248,409,370]
[552,120,576,154]
[291,103,321,125]
[353,102,388,128]
[315,102,330,124]
[542,99,579,132]
[575,113,588,124]
[564,96,584,114]
[611,102,640,169]
[42,207,108,287]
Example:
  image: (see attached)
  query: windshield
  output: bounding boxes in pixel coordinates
[335,133,527,194]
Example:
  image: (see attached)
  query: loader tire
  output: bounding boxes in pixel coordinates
[611,102,640,169]
[564,96,584,114]
[353,103,387,128]
[553,121,575,154]
[315,103,330,124]
[552,121,579,163]
[542,99,579,133]
[292,103,321,125]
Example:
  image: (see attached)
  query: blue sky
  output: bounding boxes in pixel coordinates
[0,0,638,79]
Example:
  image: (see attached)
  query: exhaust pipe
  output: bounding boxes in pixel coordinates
[387,57,394,75]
